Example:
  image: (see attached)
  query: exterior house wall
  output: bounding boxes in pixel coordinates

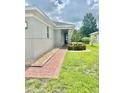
[68,29,73,43]
[61,31,65,46]
[94,34,99,43]
[25,7,75,60]
[96,34,99,42]
[90,32,99,43]
[25,17,34,59]
[25,17,55,59]
[54,30,65,47]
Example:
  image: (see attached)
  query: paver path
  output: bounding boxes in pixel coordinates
[25,48,66,78]
[31,48,59,67]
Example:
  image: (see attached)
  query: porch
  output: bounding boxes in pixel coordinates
[54,29,73,47]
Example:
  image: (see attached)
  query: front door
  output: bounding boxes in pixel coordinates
[64,32,68,44]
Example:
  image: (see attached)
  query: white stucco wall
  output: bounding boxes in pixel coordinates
[68,29,73,43]
[25,17,34,59]
[96,34,99,42]
[90,33,99,43]
[25,17,55,59]
[54,30,65,47]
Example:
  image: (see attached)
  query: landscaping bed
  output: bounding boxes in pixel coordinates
[67,42,86,51]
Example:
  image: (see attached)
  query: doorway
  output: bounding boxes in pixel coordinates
[64,32,68,44]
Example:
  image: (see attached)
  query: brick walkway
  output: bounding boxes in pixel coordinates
[31,48,59,67]
[25,48,66,78]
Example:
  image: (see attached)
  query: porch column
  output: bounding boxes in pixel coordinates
[68,29,73,44]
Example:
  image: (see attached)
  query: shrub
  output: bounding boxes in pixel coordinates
[82,37,90,44]
[73,44,78,50]
[82,44,86,50]
[67,43,86,50]
[71,30,82,42]
[67,44,73,50]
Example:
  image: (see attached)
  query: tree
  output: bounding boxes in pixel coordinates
[79,26,84,37]
[80,13,98,37]
[71,29,81,43]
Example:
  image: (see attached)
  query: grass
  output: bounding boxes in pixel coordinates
[25,44,99,93]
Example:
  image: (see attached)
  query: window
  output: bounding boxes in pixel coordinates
[25,21,28,29]
[47,26,49,38]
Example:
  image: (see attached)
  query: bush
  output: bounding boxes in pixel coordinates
[82,37,90,44]
[67,44,73,50]
[71,30,82,42]
[82,44,86,50]
[67,43,86,50]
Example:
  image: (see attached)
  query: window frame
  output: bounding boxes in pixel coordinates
[47,26,49,39]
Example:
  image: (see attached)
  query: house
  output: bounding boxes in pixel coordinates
[25,6,75,60]
[90,31,99,43]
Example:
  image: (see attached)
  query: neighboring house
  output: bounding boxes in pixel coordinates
[25,6,75,60]
[90,31,99,43]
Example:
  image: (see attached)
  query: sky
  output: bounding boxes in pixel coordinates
[25,0,99,29]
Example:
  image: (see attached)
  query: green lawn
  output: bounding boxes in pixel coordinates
[26,44,99,93]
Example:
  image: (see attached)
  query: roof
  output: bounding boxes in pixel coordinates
[25,6,75,29]
[53,21,75,29]
[90,31,99,35]
[25,6,50,21]
[53,21,74,26]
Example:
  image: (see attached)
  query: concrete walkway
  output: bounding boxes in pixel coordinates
[25,48,66,78]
